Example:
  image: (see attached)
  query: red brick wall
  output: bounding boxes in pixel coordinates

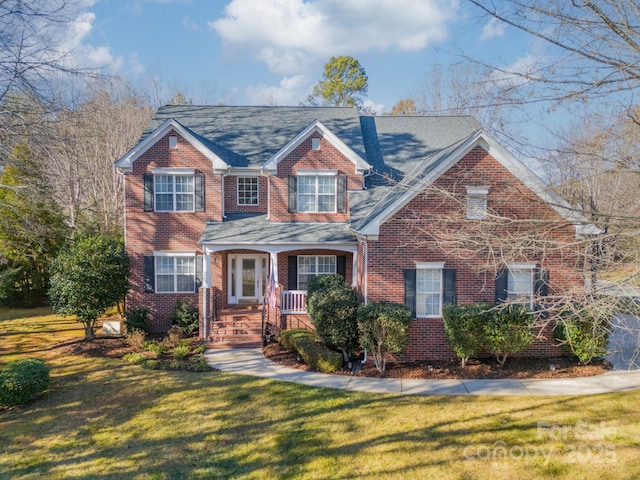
[224,176,269,215]
[124,130,220,333]
[365,146,584,361]
[270,134,362,222]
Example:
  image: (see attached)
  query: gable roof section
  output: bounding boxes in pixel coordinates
[356,129,599,236]
[114,118,228,172]
[262,119,371,173]
[135,105,367,168]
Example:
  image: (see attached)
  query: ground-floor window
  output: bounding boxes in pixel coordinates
[156,256,195,293]
[298,255,336,290]
[416,268,442,318]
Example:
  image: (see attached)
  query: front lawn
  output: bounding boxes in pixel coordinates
[1,308,639,479]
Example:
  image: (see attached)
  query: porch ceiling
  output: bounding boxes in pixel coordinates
[198,214,357,251]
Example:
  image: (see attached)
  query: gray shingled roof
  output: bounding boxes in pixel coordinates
[199,214,357,245]
[144,105,366,168]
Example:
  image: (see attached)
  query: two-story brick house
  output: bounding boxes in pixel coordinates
[115,105,596,361]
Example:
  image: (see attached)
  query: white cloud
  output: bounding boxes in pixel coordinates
[489,54,540,89]
[246,75,309,105]
[480,17,505,41]
[361,99,384,115]
[210,0,459,75]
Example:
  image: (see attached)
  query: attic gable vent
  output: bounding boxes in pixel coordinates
[169,136,178,149]
[312,138,320,150]
[466,186,490,220]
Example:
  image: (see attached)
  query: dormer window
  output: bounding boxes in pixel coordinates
[466,186,490,220]
[169,136,178,149]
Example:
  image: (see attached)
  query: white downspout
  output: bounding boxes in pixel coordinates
[265,171,271,220]
[202,252,211,340]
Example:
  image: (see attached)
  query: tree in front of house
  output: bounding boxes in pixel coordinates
[48,235,130,340]
[306,274,359,363]
[357,302,412,372]
[307,56,368,107]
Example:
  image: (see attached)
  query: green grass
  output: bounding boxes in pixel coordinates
[2,308,640,479]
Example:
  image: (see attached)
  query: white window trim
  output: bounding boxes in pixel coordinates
[237,176,259,206]
[153,173,196,213]
[154,253,197,294]
[296,175,338,213]
[151,168,195,175]
[416,266,443,319]
[297,169,338,176]
[297,255,337,290]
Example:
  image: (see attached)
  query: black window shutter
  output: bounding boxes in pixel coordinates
[535,268,549,297]
[443,269,456,305]
[336,255,347,279]
[404,269,416,317]
[495,269,508,303]
[288,256,298,290]
[143,174,154,212]
[195,256,203,291]
[195,174,205,212]
[288,176,297,213]
[337,175,347,213]
[144,256,155,293]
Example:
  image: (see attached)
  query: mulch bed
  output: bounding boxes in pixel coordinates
[263,342,612,380]
[52,336,612,379]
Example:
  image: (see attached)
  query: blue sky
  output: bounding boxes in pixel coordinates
[71,0,537,114]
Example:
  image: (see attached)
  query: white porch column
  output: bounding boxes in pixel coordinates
[352,249,358,287]
[269,251,279,284]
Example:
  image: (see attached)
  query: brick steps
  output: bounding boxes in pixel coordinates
[208,307,264,349]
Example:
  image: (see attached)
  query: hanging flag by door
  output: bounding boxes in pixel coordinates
[267,259,277,310]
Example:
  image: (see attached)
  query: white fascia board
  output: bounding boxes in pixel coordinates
[114,118,228,172]
[262,119,371,173]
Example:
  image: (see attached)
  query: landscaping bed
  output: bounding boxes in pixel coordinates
[263,341,612,379]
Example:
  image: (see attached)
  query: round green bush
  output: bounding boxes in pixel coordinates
[0,358,50,407]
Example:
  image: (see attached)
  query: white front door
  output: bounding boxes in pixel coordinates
[228,254,268,304]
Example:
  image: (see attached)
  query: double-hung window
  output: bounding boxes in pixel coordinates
[507,264,534,307]
[237,177,259,205]
[155,174,194,212]
[416,263,444,318]
[298,255,336,290]
[155,255,196,293]
[297,175,336,213]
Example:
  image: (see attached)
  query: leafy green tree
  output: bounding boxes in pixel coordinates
[357,302,412,372]
[48,234,130,340]
[442,303,491,367]
[482,304,535,366]
[0,144,68,307]
[308,56,368,107]
[554,302,611,364]
[306,274,359,363]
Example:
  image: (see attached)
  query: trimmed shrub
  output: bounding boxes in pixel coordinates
[280,328,315,352]
[357,302,412,372]
[143,340,169,358]
[279,328,342,373]
[125,308,150,334]
[307,274,359,363]
[483,304,535,366]
[0,358,50,407]
[554,304,610,364]
[169,299,199,336]
[443,303,491,367]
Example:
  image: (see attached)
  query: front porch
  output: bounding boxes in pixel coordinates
[206,290,311,348]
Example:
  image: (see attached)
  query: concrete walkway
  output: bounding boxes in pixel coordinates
[204,348,640,396]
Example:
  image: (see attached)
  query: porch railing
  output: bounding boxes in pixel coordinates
[280,290,307,314]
